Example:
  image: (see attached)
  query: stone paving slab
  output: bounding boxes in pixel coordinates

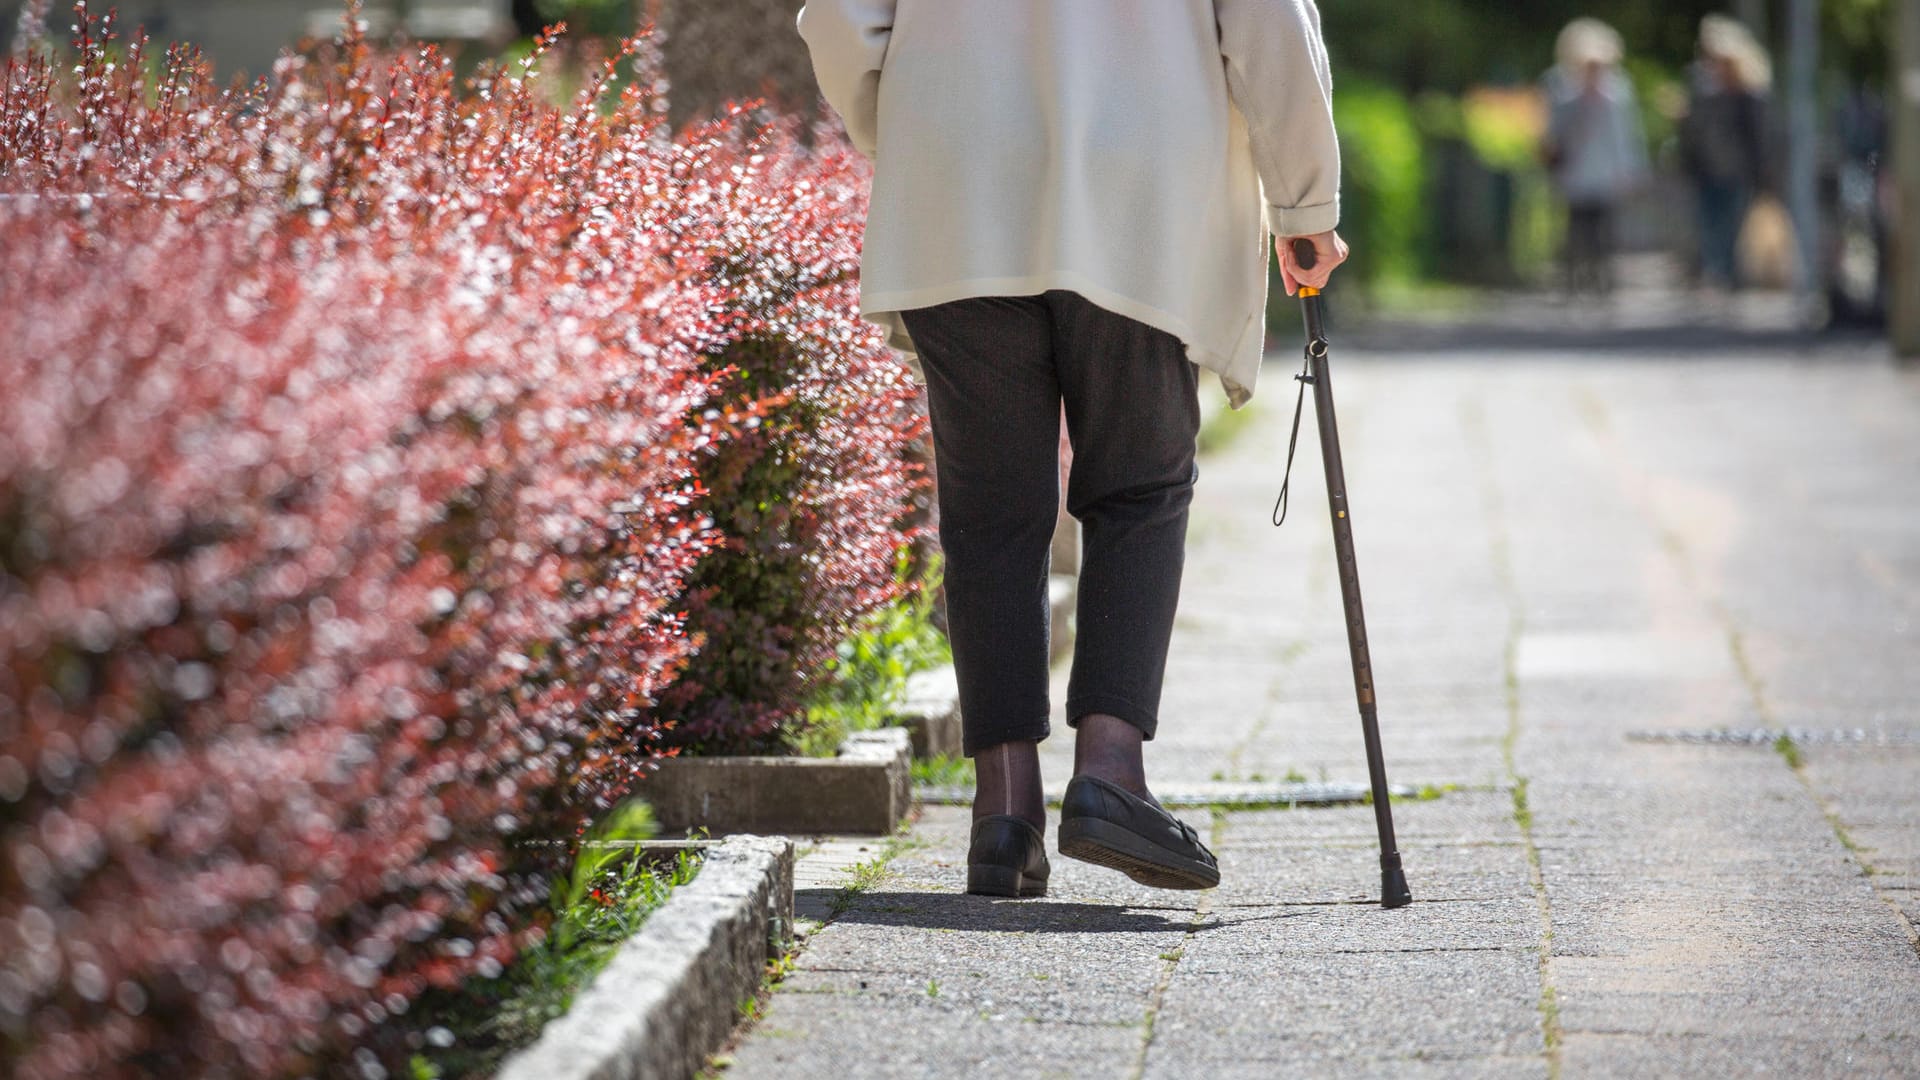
[739,992,1143,1079]
[1210,840,1533,905]
[1172,898,1540,960]
[1150,1055,1553,1080]
[726,344,1920,1079]
[1146,949,1546,1061]
[1802,747,1920,929]
[1559,1032,1920,1078]
[1222,791,1520,848]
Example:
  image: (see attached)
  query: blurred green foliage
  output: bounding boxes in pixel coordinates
[1458,94,1538,174]
[789,552,953,759]
[517,0,637,38]
[1320,0,1890,94]
[1309,0,1916,292]
[1332,80,1427,287]
[1823,0,1892,83]
[910,753,975,788]
[1620,56,1682,155]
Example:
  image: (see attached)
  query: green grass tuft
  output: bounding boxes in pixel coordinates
[408,802,699,1078]
[1772,732,1803,770]
[911,753,974,787]
[1510,777,1533,831]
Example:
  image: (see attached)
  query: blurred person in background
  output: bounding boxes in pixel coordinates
[1542,18,1649,297]
[1681,14,1773,292]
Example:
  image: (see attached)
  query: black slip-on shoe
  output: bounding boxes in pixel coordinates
[1057,775,1220,890]
[967,815,1051,898]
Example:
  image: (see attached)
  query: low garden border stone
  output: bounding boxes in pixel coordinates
[890,665,962,759]
[646,728,911,836]
[497,835,795,1080]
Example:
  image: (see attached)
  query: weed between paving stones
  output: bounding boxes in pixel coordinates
[827,829,924,921]
[1466,397,1565,1079]
[1131,815,1223,1077]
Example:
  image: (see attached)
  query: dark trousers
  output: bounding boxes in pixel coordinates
[1565,202,1617,295]
[898,291,1201,756]
[1696,180,1750,288]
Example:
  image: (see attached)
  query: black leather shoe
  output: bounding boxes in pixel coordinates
[1058,775,1220,890]
[967,815,1051,897]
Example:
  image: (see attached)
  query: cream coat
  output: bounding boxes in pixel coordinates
[797,0,1341,408]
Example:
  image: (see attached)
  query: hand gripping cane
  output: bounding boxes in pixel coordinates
[1276,239,1412,910]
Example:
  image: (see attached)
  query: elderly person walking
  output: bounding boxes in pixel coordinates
[1682,15,1773,291]
[798,1,1347,897]
[1542,18,1649,296]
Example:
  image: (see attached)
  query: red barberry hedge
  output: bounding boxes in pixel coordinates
[0,5,922,1076]
[653,125,930,754]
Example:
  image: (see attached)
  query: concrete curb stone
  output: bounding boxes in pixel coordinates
[891,665,962,759]
[497,835,795,1080]
[647,729,911,836]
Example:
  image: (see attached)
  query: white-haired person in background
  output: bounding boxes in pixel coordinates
[1681,14,1773,292]
[1542,18,1649,297]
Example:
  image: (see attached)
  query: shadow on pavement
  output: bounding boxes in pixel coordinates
[801,888,1309,934]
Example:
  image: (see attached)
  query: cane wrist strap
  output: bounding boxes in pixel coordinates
[1271,349,1313,528]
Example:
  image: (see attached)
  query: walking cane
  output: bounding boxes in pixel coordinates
[1273,239,1413,910]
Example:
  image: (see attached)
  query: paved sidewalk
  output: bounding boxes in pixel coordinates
[726,333,1920,1078]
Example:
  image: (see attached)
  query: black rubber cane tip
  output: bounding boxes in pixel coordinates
[1380,865,1413,910]
[1291,238,1318,271]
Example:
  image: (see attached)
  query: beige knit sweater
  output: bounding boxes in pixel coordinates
[797,0,1340,408]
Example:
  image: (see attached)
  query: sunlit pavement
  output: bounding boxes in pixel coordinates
[727,320,1920,1078]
